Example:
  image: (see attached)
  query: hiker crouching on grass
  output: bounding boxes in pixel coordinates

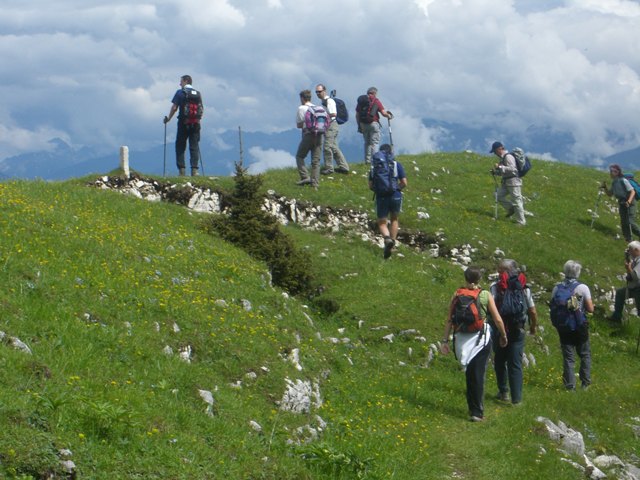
[550,260,594,390]
[490,141,525,226]
[489,259,537,405]
[441,267,508,422]
[368,144,407,259]
[602,164,640,242]
[607,241,640,323]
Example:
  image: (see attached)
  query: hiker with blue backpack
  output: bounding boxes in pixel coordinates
[356,87,393,164]
[606,241,640,323]
[550,260,594,390]
[368,144,407,259]
[315,85,350,175]
[441,267,508,422]
[490,141,528,226]
[489,259,538,405]
[294,89,329,188]
[602,164,640,242]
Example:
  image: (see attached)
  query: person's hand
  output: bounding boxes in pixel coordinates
[499,335,508,347]
[440,342,450,355]
[387,111,394,119]
[163,116,169,124]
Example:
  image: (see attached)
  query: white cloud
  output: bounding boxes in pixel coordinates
[246,146,295,174]
[0,0,638,166]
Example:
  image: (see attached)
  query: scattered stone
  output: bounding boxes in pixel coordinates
[278,378,322,414]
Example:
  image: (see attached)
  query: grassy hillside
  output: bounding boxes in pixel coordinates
[0,153,638,479]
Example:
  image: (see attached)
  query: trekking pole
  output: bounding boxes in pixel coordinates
[387,116,394,153]
[491,171,499,220]
[198,144,205,176]
[590,189,603,228]
[163,121,167,177]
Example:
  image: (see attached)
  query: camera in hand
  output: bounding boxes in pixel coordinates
[625,248,631,262]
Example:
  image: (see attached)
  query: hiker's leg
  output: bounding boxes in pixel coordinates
[369,121,381,157]
[362,123,373,163]
[493,342,509,396]
[619,204,632,241]
[560,341,576,390]
[332,125,349,171]
[577,335,591,388]
[507,329,525,403]
[295,135,313,181]
[377,218,390,238]
[175,123,188,170]
[465,341,491,418]
[611,287,627,321]
[309,136,322,187]
[323,122,338,169]
[497,184,511,212]
[628,202,640,238]
[510,185,525,225]
[388,197,402,241]
[187,124,200,170]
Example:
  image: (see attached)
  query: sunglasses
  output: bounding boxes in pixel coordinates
[315,90,323,94]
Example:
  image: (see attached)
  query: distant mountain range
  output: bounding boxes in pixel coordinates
[1,122,638,180]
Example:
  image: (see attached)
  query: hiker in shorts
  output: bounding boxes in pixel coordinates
[489,259,537,405]
[368,144,407,259]
[490,141,525,226]
[441,266,508,422]
[607,241,640,323]
[315,84,349,175]
[164,75,203,176]
[550,260,594,390]
[294,89,323,188]
[602,164,640,241]
[356,87,393,164]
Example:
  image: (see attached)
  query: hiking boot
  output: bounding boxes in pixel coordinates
[383,237,395,259]
[296,179,312,186]
[469,416,484,422]
[191,168,199,176]
[335,167,350,174]
[320,167,334,175]
[496,391,510,402]
[178,168,186,176]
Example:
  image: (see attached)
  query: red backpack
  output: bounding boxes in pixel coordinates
[450,288,485,333]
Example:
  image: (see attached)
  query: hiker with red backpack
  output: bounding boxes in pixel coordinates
[441,267,508,422]
[602,164,640,242]
[164,75,203,176]
[294,89,329,188]
[489,259,538,405]
[550,260,594,390]
[356,87,393,164]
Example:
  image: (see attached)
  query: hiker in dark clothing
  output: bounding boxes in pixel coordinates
[164,75,203,176]
[602,164,640,241]
[607,241,640,323]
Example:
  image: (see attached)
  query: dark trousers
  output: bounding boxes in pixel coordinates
[618,202,640,241]
[466,340,492,418]
[612,286,640,321]
[176,123,200,169]
[492,327,525,403]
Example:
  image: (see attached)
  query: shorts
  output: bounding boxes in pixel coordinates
[376,194,402,219]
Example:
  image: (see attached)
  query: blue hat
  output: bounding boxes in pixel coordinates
[490,141,504,153]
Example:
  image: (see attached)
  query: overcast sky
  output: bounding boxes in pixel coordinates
[1,0,638,171]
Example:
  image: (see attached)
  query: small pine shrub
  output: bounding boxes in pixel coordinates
[211,164,314,296]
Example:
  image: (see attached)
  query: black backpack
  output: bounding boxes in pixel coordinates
[356,94,378,124]
[496,274,527,331]
[181,87,203,125]
[324,91,348,125]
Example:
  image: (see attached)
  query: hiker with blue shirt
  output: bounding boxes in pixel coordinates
[490,141,526,226]
[368,144,407,259]
[441,267,508,422]
[602,164,640,241]
[489,259,537,405]
[550,260,594,390]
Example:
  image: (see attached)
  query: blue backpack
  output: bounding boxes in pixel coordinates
[623,174,640,197]
[370,150,398,197]
[510,148,532,177]
[550,281,587,332]
[327,91,349,125]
